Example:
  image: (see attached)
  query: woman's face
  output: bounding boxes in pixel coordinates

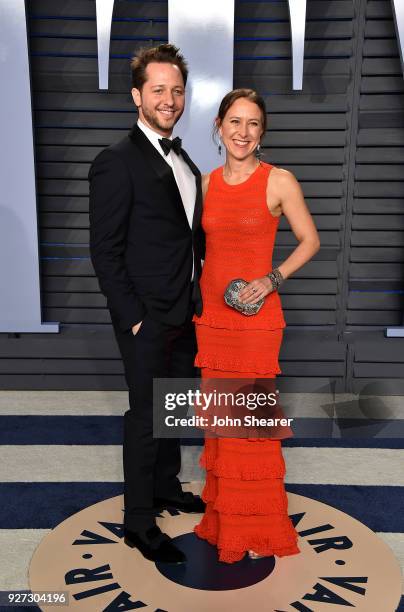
[218,97,264,161]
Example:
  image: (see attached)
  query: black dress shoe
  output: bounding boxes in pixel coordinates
[154,491,206,513]
[124,525,186,564]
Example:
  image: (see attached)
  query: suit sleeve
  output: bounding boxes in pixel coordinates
[89,149,145,332]
[194,174,205,261]
[195,225,205,262]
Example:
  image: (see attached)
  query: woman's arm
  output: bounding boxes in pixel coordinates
[240,167,320,304]
[268,167,320,281]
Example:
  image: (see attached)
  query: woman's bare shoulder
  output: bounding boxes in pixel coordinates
[269,166,298,186]
[268,166,302,198]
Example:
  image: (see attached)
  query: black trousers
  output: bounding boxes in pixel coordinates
[111,301,197,532]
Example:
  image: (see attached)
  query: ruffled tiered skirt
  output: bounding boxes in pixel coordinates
[193,325,300,564]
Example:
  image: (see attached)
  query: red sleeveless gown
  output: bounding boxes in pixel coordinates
[193,162,300,563]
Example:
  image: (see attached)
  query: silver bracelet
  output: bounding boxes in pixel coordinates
[266,268,284,291]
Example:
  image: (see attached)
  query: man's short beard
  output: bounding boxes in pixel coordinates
[141,106,182,135]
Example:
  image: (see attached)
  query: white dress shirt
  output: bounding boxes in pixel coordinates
[137,119,196,280]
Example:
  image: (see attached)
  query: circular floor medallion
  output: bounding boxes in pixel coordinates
[29,483,402,612]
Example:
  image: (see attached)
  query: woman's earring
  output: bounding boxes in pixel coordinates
[218,140,222,156]
[255,143,262,158]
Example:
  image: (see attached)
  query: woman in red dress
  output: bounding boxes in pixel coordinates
[193,89,320,563]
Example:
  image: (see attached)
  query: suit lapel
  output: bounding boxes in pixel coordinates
[129,124,202,234]
[129,124,173,183]
[180,147,202,234]
[129,124,190,226]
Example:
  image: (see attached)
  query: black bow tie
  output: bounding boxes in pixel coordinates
[159,136,182,156]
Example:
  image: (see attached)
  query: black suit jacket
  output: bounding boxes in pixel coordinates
[89,124,204,332]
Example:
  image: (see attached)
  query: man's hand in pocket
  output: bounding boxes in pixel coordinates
[131,321,142,336]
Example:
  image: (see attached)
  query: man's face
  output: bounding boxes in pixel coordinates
[131,62,185,136]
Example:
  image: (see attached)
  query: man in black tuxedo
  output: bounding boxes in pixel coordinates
[89,44,205,564]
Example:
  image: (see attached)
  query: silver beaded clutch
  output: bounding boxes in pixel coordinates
[224,278,264,316]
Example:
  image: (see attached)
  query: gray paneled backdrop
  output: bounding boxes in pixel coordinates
[1,0,404,393]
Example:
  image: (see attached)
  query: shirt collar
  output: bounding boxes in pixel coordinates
[137,119,172,155]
